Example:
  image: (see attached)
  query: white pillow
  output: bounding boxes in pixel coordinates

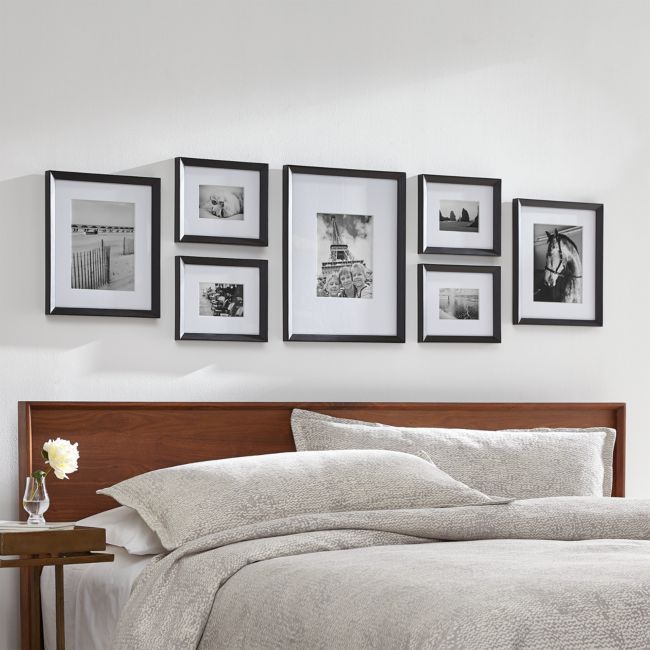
[291,409,616,499]
[77,506,165,555]
[98,449,509,550]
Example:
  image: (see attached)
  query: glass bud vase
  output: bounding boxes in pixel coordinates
[23,476,50,525]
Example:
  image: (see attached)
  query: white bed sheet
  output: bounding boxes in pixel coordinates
[41,545,153,650]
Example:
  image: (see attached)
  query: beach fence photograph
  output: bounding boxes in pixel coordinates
[70,199,135,291]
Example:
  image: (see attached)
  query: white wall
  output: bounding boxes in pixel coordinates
[1,0,649,645]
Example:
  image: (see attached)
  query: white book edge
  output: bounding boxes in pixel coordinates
[0,521,76,531]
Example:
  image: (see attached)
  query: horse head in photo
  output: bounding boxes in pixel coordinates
[544,228,583,303]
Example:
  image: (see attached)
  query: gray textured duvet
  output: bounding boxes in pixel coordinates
[112,497,650,649]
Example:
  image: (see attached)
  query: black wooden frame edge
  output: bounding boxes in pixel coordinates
[284,164,405,181]
[512,198,604,326]
[174,157,269,246]
[418,174,501,256]
[420,246,501,256]
[396,172,406,342]
[515,197,604,211]
[175,255,268,342]
[282,166,290,341]
[175,157,269,173]
[284,335,405,342]
[420,174,501,186]
[418,263,501,343]
[44,172,52,315]
[45,170,161,318]
[283,164,406,343]
[512,198,521,325]
[46,169,161,186]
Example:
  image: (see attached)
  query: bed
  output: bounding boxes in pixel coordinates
[18,401,630,649]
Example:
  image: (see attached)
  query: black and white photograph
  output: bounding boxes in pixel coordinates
[419,264,500,343]
[284,165,405,342]
[176,256,267,342]
[176,157,268,245]
[419,174,501,255]
[316,213,373,299]
[199,185,244,220]
[46,170,160,317]
[439,288,479,320]
[439,200,479,233]
[71,199,135,291]
[513,199,603,326]
[533,224,583,303]
[199,283,244,317]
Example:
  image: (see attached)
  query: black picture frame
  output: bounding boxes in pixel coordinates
[174,157,268,246]
[175,256,268,342]
[513,198,603,326]
[45,170,161,318]
[418,174,501,256]
[283,164,406,342]
[418,264,501,343]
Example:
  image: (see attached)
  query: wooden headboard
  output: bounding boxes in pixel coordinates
[19,401,626,521]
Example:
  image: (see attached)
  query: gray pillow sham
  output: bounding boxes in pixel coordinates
[291,409,615,500]
[98,449,508,550]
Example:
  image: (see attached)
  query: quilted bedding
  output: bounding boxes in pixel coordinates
[112,497,650,649]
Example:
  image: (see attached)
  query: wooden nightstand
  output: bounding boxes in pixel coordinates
[0,525,114,650]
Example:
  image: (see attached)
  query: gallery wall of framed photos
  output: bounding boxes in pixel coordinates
[43,160,603,342]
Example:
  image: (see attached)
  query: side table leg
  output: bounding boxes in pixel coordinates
[30,565,42,650]
[55,564,65,650]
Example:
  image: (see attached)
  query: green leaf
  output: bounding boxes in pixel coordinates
[31,470,46,482]
[41,449,49,461]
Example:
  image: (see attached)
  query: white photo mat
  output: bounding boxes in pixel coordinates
[287,170,402,338]
[50,178,153,311]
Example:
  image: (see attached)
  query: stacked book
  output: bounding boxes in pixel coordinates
[0,521,75,532]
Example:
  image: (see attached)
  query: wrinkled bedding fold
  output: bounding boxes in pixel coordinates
[111,497,650,649]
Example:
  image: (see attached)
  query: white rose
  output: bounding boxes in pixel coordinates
[43,438,79,480]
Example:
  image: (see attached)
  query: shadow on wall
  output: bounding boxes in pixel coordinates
[0,174,47,329]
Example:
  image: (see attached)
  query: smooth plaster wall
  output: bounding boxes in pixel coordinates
[0,0,649,645]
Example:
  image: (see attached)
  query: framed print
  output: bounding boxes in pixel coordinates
[418,174,501,255]
[45,170,160,317]
[175,157,268,246]
[418,264,501,343]
[513,198,603,326]
[283,165,405,342]
[175,256,268,341]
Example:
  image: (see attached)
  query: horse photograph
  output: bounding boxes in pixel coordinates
[533,224,583,304]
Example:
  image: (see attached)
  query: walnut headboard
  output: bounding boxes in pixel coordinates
[18,401,626,521]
